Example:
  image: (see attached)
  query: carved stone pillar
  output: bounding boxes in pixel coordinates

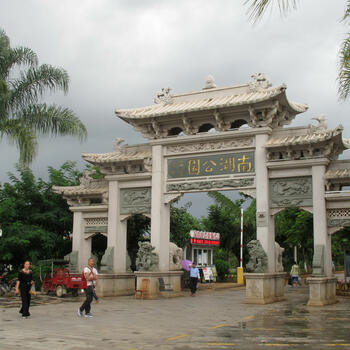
[312,164,332,277]
[107,180,127,273]
[72,210,91,271]
[255,132,275,272]
[151,144,170,271]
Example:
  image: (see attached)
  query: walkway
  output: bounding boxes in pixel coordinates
[1,286,349,349]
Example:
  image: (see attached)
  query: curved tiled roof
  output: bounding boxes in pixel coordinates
[82,144,151,164]
[83,149,151,164]
[115,85,307,120]
[266,126,346,148]
[52,178,108,196]
[52,185,107,196]
[325,168,350,179]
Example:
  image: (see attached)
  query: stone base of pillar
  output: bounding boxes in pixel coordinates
[134,271,183,299]
[244,272,287,304]
[95,273,135,297]
[307,277,337,306]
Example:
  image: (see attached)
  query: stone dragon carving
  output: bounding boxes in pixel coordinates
[154,87,173,104]
[167,178,254,192]
[270,177,313,208]
[248,73,272,91]
[308,116,328,132]
[166,138,254,154]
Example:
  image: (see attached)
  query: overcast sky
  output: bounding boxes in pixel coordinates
[1,0,350,216]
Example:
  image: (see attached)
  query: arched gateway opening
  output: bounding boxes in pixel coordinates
[127,214,151,271]
[91,233,107,268]
[274,208,314,278]
[53,74,350,304]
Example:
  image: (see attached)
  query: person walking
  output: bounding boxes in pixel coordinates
[78,258,98,318]
[290,261,300,287]
[189,262,200,296]
[15,261,34,318]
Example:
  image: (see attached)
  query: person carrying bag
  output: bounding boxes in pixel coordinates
[77,258,98,318]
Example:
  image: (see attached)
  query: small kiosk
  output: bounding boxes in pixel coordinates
[185,230,220,266]
[183,230,220,283]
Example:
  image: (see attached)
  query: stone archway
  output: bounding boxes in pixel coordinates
[53,74,350,303]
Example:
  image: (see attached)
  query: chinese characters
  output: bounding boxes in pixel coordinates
[168,152,254,179]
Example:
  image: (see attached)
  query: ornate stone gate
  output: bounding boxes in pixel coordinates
[53,74,350,303]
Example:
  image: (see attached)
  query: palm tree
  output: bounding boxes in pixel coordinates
[244,0,350,101]
[0,28,87,164]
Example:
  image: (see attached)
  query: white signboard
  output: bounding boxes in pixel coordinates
[202,267,210,281]
[190,230,220,240]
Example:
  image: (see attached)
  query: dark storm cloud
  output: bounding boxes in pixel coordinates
[1,0,350,215]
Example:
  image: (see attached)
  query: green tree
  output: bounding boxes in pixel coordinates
[274,208,314,271]
[170,202,203,249]
[244,0,350,101]
[0,28,87,163]
[202,192,256,268]
[0,162,82,268]
[331,227,350,267]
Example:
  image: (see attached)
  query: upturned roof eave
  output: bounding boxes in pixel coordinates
[266,128,348,150]
[52,185,107,197]
[115,85,307,122]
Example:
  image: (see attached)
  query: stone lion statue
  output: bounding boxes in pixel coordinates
[246,240,268,273]
[136,242,159,271]
[169,242,183,271]
[275,242,285,272]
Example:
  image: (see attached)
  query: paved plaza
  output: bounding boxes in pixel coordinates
[1,286,350,350]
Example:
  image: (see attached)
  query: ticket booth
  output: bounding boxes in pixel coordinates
[184,230,220,267]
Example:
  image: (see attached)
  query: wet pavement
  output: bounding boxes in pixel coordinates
[0,286,349,349]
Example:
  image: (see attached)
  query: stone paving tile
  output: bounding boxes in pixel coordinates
[1,286,350,349]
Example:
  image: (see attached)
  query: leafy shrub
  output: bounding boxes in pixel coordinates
[215,259,230,281]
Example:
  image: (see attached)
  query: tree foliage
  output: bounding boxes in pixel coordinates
[274,208,314,271]
[0,28,87,163]
[0,162,81,268]
[202,192,256,266]
[170,202,203,248]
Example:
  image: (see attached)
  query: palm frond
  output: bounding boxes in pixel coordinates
[207,191,238,211]
[8,64,70,109]
[7,47,38,69]
[0,118,37,163]
[338,33,350,101]
[15,103,87,141]
[0,28,10,49]
[244,0,298,23]
[0,78,9,118]
[343,0,350,22]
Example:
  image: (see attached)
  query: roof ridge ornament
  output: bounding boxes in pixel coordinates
[248,73,272,91]
[308,116,328,134]
[203,75,216,90]
[154,87,173,105]
[113,137,125,151]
